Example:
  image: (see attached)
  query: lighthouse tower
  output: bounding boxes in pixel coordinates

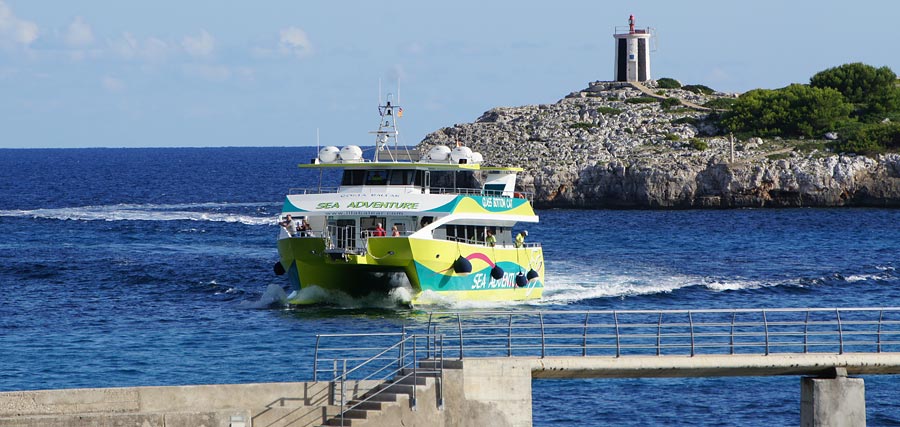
[613,15,652,82]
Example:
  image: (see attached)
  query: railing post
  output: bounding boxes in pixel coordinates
[457,313,464,360]
[878,310,884,353]
[411,339,417,410]
[426,313,434,356]
[614,311,621,358]
[539,312,546,358]
[399,324,406,371]
[438,334,444,409]
[508,314,513,357]
[836,309,844,355]
[340,359,347,424]
[314,335,321,382]
[804,310,810,354]
[656,313,662,357]
[729,311,736,355]
[688,311,695,357]
[583,313,590,357]
[762,310,769,356]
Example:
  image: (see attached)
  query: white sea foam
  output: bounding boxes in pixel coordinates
[0,202,278,225]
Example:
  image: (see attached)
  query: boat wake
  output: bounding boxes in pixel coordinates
[0,202,277,225]
[539,262,898,304]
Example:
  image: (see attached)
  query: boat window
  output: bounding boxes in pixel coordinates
[389,170,415,185]
[341,170,366,186]
[446,224,457,239]
[365,170,389,185]
[414,170,425,187]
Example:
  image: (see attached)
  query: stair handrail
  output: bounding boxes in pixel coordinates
[316,333,444,426]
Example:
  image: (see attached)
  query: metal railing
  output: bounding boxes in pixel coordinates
[286,185,534,201]
[423,308,900,359]
[314,332,444,425]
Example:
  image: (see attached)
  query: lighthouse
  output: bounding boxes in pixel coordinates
[613,15,652,82]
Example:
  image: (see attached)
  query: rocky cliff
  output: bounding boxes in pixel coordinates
[418,81,900,208]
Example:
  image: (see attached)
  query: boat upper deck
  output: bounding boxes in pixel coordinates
[287,186,534,202]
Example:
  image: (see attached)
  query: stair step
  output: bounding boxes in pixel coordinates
[391,375,428,386]
[375,383,416,395]
[341,409,369,419]
[399,368,442,378]
[347,400,384,411]
[364,392,405,403]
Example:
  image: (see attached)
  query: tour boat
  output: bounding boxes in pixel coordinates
[274,95,543,305]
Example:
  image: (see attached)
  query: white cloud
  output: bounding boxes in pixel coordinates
[102,76,124,92]
[182,30,214,58]
[109,32,169,62]
[183,64,231,82]
[279,27,312,58]
[0,0,39,46]
[65,16,93,47]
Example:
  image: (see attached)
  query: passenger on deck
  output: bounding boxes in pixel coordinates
[391,225,401,237]
[280,214,297,236]
[486,229,496,247]
[515,230,528,248]
[298,219,311,236]
[373,223,386,237]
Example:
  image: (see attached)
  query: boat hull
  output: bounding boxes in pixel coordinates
[277,236,544,304]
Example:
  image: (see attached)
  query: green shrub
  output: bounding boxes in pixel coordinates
[703,98,736,110]
[720,84,852,137]
[664,133,681,141]
[689,138,708,150]
[596,106,622,115]
[568,122,595,129]
[683,84,715,95]
[657,77,682,89]
[810,63,900,121]
[660,97,682,110]
[625,97,659,104]
[672,116,699,126]
[834,122,900,153]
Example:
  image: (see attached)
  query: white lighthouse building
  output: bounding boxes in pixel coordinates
[613,15,653,82]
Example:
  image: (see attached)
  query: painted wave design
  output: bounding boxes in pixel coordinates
[416,260,542,292]
[0,202,278,225]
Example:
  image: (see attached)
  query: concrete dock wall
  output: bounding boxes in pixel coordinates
[0,381,381,427]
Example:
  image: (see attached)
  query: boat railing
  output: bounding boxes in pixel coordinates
[288,187,341,195]
[286,186,534,201]
[361,229,415,239]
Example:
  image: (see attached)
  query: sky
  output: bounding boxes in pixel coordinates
[1,1,898,149]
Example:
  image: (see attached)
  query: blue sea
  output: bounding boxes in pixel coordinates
[1,147,899,426]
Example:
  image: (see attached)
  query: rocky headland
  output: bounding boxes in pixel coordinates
[417,81,900,209]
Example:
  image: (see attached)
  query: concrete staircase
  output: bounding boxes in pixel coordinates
[322,369,439,427]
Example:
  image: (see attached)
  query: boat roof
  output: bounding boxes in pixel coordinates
[299,161,523,172]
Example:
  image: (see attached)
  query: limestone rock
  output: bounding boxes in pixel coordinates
[417,81,900,208]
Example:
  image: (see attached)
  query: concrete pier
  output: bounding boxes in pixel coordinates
[0,354,895,427]
[801,368,866,427]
